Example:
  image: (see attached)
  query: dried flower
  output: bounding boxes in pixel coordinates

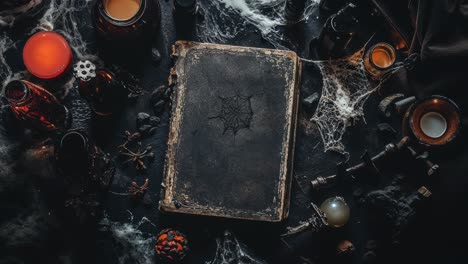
[128,178,149,197]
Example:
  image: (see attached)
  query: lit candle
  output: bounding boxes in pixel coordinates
[420,112,447,138]
[104,0,141,21]
[363,42,396,80]
[371,47,393,68]
[23,31,72,80]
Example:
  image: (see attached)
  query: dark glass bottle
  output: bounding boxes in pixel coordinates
[173,0,197,15]
[4,80,70,131]
[316,3,361,59]
[94,0,161,44]
[78,68,127,117]
[56,129,115,193]
[173,0,197,40]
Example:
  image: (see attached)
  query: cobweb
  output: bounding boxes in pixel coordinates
[197,0,320,49]
[31,0,97,60]
[210,95,254,135]
[0,0,98,93]
[306,49,377,154]
[197,0,378,154]
[207,230,267,264]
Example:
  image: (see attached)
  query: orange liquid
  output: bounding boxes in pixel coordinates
[104,0,141,20]
[371,48,393,68]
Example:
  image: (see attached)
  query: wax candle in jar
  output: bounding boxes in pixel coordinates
[420,112,447,138]
[94,0,160,43]
[363,42,396,80]
[22,31,72,80]
[104,0,141,20]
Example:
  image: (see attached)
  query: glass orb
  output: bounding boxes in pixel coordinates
[320,196,350,228]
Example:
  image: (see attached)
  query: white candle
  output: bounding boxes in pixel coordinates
[420,112,447,138]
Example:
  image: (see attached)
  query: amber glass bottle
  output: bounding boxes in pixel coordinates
[4,80,70,131]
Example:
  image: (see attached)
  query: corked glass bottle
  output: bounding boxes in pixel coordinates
[4,80,70,131]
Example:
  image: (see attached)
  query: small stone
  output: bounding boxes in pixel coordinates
[163,87,173,100]
[151,85,167,104]
[377,123,396,137]
[151,48,162,64]
[148,127,158,136]
[143,192,152,206]
[153,100,166,115]
[149,116,160,126]
[362,251,377,264]
[138,125,152,135]
[136,112,150,126]
[302,92,319,110]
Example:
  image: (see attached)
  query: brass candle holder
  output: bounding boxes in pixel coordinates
[363,42,396,80]
[404,96,460,147]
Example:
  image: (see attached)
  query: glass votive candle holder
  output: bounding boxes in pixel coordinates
[406,96,460,147]
[363,42,396,80]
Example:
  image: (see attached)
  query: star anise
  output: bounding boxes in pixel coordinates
[128,178,149,197]
[119,130,142,149]
[119,142,154,170]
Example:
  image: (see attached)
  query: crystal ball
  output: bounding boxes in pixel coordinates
[320,196,350,228]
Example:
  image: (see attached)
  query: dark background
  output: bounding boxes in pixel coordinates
[1,0,468,263]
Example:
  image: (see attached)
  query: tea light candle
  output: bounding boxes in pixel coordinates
[104,0,141,20]
[363,42,396,80]
[420,112,447,138]
[23,31,72,80]
[371,46,394,68]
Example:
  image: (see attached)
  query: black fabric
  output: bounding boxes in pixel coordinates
[407,0,468,99]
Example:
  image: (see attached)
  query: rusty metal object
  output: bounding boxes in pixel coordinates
[405,146,439,177]
[281,203,328,237]
[311,137,410,191]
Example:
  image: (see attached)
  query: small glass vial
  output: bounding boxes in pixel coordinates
[363,42,396,80]
[4,80,70,131]
[94,0,161,43]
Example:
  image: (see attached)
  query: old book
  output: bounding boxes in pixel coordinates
[160,41,301,222]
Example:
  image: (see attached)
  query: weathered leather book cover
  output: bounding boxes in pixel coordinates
[160,41,301,222]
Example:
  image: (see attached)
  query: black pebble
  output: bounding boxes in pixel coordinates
[151,48,162,64]
[136,112,151,126]
[153,100,166,115]
[151,85,167,103]
[138,124,152,135]
[377,123,396,138]
[149,116,161,126]
[163,87,173,100]
[302,92,319,110]
[148,127,158,136]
